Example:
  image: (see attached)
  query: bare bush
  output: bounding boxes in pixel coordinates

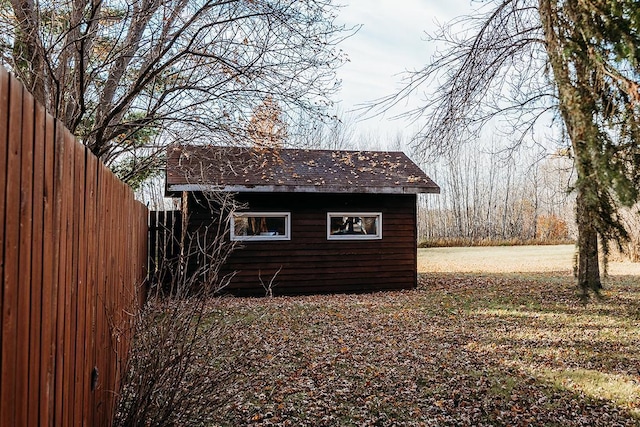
[259,266,283,298]
[113,298,238,426]
[114,191,244,426]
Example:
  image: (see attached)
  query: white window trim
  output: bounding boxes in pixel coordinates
[230,212,291,241]
[326,212,382,240]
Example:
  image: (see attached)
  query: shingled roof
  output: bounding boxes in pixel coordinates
[165,145,440,195]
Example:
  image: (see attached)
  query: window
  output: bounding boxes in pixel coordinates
[231,212,291,241]
[327,212,382,240]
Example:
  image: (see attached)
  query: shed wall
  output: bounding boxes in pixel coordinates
[187,192,418,295]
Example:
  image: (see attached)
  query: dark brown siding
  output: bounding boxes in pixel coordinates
[187,192,418,295]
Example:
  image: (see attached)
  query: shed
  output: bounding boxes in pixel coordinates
[164,144,439,295]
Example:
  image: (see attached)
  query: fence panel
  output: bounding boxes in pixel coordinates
[0,66,148,426]
[148,210,182,293]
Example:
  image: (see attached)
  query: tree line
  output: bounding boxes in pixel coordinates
[417,145,576,246]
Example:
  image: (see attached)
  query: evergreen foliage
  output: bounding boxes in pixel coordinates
[540,0,640,294]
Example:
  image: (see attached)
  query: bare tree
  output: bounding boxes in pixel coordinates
[287,107,356,150]
[417,143,557,245]
[370,0,640,296]
[0,0,354,184]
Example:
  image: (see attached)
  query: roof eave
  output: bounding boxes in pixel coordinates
[166,183,440,196]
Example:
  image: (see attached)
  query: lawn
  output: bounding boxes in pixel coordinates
[418,244,640,275]
[132,247,640,426]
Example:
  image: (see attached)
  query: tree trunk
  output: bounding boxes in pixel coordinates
[10,0,46,103]
[576,188,602,296]
[539,0,604,296]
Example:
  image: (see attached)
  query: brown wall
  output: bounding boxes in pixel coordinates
[0,66,148,426]
[187,192,418,295]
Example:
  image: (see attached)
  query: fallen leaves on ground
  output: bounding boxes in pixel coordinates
[187,272,640,426]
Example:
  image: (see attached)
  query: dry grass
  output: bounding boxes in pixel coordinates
[418,245,640,276]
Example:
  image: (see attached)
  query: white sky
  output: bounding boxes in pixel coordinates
[334,0,475,140]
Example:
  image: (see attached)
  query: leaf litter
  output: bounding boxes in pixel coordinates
[180,272,640,426]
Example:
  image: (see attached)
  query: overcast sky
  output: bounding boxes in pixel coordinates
[334,0,475,140]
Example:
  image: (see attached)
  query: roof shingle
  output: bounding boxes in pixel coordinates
[166,145,440,195]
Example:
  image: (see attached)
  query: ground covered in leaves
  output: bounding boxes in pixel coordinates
[186,272,640,426]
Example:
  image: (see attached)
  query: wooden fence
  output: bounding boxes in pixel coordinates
[0,67,148,426]
[147,209,182,292]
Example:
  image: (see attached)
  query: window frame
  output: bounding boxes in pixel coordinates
[230,212,291,241]
[326,212,383,240]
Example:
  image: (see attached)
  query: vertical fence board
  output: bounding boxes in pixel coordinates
[71,142,85,427]
[55,127,72,427]
[16,85,35,426]
[63,130,76,427]
[139,201,148,305]
[94,164,109,427]
[0,58,9,418]
[51,119,65,427]
[84,152,97,426]
[79,146,89,426]
[106,177,117,421]
[68,133,78,427]
[115,180,123,418]
[93,165,104,427]
[39,113,56,427]
[107,169,117,424]
[148,210,157,286]
[28,99,46,426]
[1,73,23,427]
[52,122,64,427]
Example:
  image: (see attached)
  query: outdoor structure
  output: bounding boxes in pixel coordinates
[165,144,439,295]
